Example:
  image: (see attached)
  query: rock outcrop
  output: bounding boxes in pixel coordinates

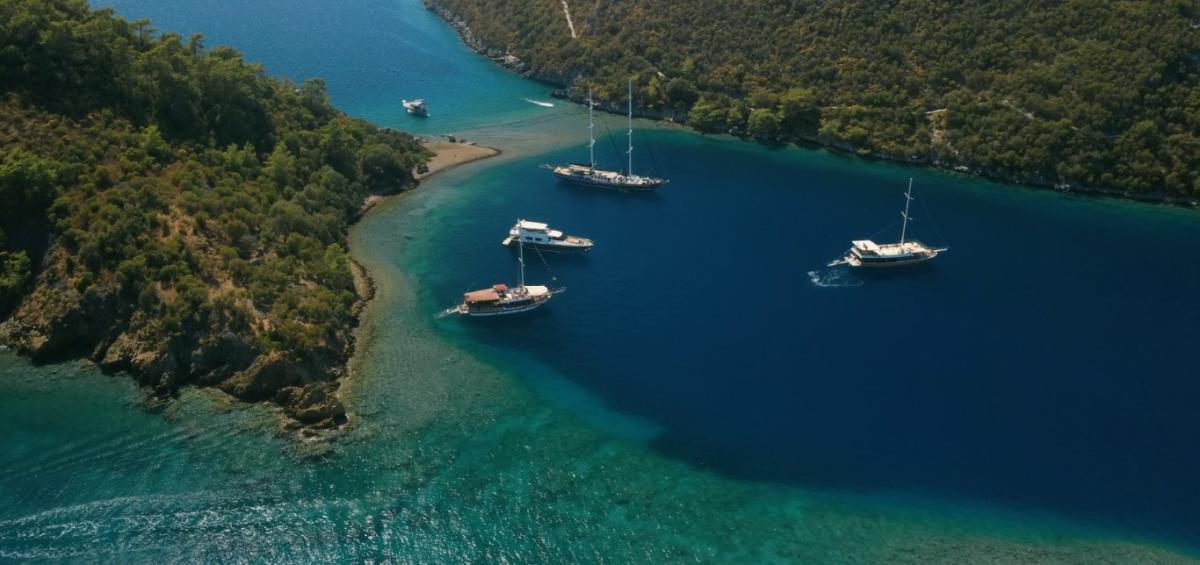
[1,246,357,430]
[424,2,538,78]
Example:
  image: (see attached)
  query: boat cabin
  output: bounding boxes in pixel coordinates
[846,239,938,266]
[464,286,503,304]
[852,240,881,254]
[515,220,566,244]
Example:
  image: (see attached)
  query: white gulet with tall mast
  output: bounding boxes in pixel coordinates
[440,225,564,317]
[829,178,948,268]
[544,79,668,192]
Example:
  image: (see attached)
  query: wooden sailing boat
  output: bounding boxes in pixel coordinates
[829,178,948,268]
[439,226,564,317]
[544,79,668,192]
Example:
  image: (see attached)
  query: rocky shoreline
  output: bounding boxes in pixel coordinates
[0,250,356,431]
[424,2,571,87]
[423,0,1199,210]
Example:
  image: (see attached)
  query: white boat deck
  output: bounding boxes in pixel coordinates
[854,240,933,257]
[554,164,666,188]
[503,220,593,249]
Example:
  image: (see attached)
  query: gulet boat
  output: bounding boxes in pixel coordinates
[543,80,668,192]
[439,232,563,317]
[829,178,948,268]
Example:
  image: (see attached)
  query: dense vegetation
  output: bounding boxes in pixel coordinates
[430,0,1200,198]
[0,0,427,424]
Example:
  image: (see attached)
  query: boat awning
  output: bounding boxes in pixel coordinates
[852,240,880,251]
[518,220,548,231]
[465,289,500,303]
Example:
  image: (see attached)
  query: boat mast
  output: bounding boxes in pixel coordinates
[900,178,914,245]
[626,78,634,176]
[518,220,526,287]
[587,87,595,169]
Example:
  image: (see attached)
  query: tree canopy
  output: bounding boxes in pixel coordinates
[430,0,1200,197]
[0,0,428,393]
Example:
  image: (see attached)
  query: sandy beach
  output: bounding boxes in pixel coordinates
[359,140,501,219]
[417,140,501,180]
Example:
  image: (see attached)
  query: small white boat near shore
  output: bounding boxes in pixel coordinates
[402,98,428,117]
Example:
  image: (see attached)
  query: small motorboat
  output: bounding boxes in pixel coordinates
[402,98,428,117]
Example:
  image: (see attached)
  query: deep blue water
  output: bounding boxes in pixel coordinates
[415,130,1200,546]
[33,0,1200,555]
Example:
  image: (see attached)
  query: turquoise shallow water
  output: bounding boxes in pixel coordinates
[90,0,550,136]
[1,0,1198,561]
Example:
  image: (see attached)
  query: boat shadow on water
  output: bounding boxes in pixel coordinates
[455,305,558,330]
[507,246,593,261]
[553,181,666,201]
[852,261,942,281]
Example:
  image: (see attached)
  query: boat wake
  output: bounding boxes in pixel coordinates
[524,98,555,108]
[807,268,863,288]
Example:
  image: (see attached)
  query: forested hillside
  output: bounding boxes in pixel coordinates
[428,0,1200,198]
[0,0,428,426]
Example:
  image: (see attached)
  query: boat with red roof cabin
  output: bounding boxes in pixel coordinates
[439,223,564,317]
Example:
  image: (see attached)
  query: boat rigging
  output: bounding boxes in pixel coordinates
[828,178,948,268]
[543,79,668,192]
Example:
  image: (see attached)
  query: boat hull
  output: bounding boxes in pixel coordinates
[463,293,554,316]
[848,250,940,268]
[504,240,591,253]
[464,299,548,316]
[552,171,667,192]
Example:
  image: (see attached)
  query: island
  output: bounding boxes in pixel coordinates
[425,0,1200,203]
[0,0,467,429]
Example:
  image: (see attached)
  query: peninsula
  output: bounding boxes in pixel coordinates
[417,140,500,180]
[0,0,439,428]
[425,0,1200,203]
